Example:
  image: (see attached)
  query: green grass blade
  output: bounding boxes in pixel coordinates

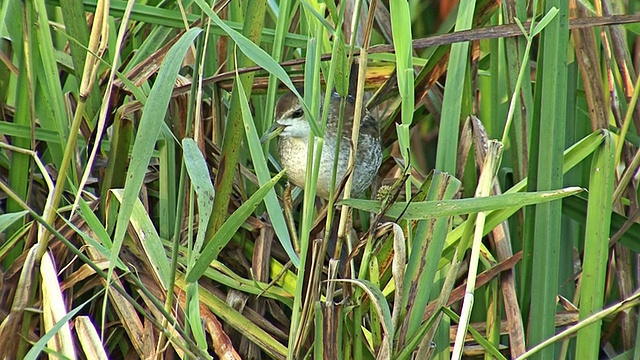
[157,129,177,240]
[389,0,415,163]
[187,170,285,282]
[562,196,640,252]
[235,72,298,265]
[399,172,461,345]
[341,187,583,219]
[575,132,615,358]
[262,0,292,135]
[182,138,215,263]
[435,0,476,174]
[59,0,102,122]
[0,211,29,233]
[46,0,309,48]
[192,0,299,97]
[341,279,394,355]
[4,0,32,260]
[186,282,207,351]
[521,291,640,359]
[176,276,288,359]
[109,189,171,287]
[33,0,71,163]
[106,26,202,322]
[24,291,103,360]
[452,141,503,360]
[527,3,570,358]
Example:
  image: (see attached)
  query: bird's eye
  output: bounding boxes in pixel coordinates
[292,108,304,118]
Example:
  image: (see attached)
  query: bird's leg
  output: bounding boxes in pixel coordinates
[333,209,353,272]
[283,181,300,254]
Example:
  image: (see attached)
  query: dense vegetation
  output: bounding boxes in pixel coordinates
[1,0,640,359]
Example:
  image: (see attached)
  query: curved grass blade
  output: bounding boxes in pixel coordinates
[187,170,285,282]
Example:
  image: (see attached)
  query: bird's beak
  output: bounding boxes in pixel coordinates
[260,122,286,143]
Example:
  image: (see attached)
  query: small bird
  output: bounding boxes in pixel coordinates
[267,92,382,199]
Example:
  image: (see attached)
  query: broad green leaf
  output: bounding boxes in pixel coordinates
[182,138,215,263]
